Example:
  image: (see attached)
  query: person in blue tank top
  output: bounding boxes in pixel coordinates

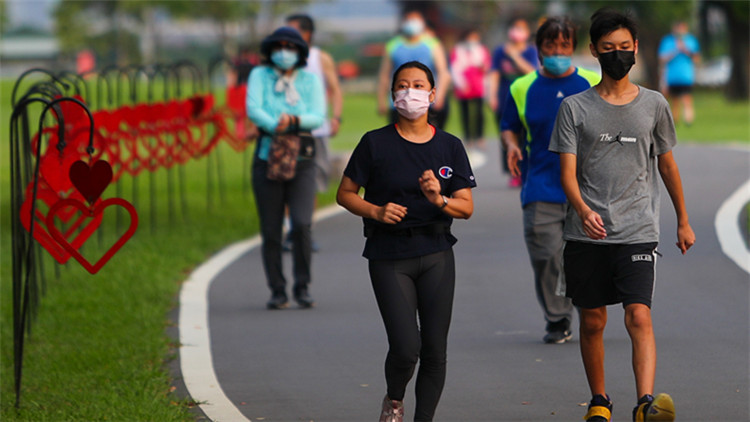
[658,21,701,125]
[377,8,451,129]
[500,16,600,345]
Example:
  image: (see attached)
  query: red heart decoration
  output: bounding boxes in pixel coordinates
[20,187,103,264]
[46,197,138,274]
[69,160,113,204]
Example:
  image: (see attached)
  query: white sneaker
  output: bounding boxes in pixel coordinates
[379,394,404,422]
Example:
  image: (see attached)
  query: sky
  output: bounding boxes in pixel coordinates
[5,0,399,32]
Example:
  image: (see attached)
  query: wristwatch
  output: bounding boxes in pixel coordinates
[439,195,448,209]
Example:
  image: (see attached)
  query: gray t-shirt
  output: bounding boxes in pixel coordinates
[549,86,676,244]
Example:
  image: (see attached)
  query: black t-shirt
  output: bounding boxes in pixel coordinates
[344,124,477,260]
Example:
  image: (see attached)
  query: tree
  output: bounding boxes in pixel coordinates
[566,0,693,90]
[0,0,7,35]
[705,1,749,100]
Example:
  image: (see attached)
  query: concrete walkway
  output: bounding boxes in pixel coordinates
[178,142,749,422]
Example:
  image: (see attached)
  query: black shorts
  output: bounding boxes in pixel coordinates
[668,84,693,96]
[563,241,659,309]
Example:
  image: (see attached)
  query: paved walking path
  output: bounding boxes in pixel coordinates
[178,142,749,422]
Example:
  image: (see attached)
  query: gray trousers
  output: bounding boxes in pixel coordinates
[522,202,574,325]
[252,157,316,296]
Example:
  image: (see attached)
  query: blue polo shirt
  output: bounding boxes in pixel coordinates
[501,68,600,207]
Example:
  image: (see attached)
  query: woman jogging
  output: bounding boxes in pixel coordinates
[336,61,476,422]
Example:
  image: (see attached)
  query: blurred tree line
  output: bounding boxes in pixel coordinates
[396,0,747,100]
[53,0,747,100]
[53,0,305,68]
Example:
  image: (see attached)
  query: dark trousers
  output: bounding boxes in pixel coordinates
[368,249,456,421]
[458,98,485,142]
[252,157,316,296]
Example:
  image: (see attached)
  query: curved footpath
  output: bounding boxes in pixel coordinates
[177,142,749,422]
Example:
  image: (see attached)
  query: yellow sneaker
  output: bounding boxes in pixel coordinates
[633,393,675,421]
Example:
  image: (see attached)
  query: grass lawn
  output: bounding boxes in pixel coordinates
[0,76,747,421]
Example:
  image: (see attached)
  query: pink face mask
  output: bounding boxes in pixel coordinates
[508,27,528,43]
[393,88,432,120]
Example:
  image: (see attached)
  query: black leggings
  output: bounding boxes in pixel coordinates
[368,249,456,422]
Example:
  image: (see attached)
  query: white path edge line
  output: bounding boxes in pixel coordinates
[179,204,346,422]
[715,178,750,275]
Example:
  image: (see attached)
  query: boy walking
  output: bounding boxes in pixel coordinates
[549,8,696,422]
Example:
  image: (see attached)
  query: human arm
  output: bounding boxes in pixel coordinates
[418,170,473,219]
[246,67,281,133]
[488,70,500,112]
[431,42,452,111]
[296,72,326,131]
[377,53,393,115]
[336,176,407,224]
[319,50,344,136]
[504,43,536,75]
[658,151,696,254]
[501,129,523,178]
[559,153,607,240]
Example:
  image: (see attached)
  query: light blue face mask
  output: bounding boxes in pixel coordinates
[271,49,299,70]
[401,19,425,37]
[542,55,572,76]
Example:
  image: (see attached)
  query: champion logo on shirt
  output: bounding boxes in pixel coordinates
[438,166,453,179]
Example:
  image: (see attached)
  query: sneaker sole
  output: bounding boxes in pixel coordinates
[646,393,675,421]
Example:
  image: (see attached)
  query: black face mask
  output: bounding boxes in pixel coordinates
[597,50,635,80]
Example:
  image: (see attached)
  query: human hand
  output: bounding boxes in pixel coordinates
[376,202,407,224]
[275,113,291,133]
[330,118,341,136]
[489,96,498,112]
[507,145,523,178]
[419,170,442,206]
[580,209,607,240]
[676,223,696,254]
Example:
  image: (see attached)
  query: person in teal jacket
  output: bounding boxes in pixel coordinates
[246,26,325,310]
[501,16,600,344]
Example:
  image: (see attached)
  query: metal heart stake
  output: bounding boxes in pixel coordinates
[69,160,113,204]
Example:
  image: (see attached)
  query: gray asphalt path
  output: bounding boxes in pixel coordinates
[201,142,748,421]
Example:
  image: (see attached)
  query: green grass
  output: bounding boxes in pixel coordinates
[672,89,750,143]
[1,77,747,421]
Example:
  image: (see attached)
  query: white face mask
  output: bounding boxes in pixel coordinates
[393,88,432,120]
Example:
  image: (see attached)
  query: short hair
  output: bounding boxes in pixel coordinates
[286,14,315,34]
[535,16,578,50]
[391,61,435,91]
[590,7,638,46]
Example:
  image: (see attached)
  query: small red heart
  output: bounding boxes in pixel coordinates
[46,197,138,274]
[69,160,113,204]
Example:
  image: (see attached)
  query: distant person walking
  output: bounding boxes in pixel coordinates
[658,21,701,125]
[450,29,491,151]
[489,18,539,188]
[550,8,694,421]
[377,8,451,129]
[501,16,600,344]
[246,27,325,310]
[283,13,344,252]
[337,61,475,422]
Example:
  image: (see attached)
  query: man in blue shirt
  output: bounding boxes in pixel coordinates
[501,16,600,344]
[659,21,701,125]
